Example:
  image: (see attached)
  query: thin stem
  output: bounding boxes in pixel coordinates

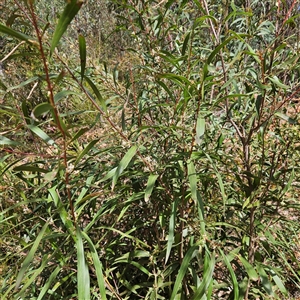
[27,2,75,222]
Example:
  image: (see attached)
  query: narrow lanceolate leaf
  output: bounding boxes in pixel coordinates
[27,124,57,147]
[13,165,48,173]
[48,186,74,234]
[187,160,205,234]
[0,78,7,90]
[204,152,227,213]
[238,255,259,281]
[144,174,159,202]
[50,0,84,55]
[268,75,290,89]
[156,80,175,102]
[78,34,86,81]
[257,264,273,296]
[270,269,287,295]
[188,160,198,202]
[37,266,61,300]
[70,127,89,143]
[112,145,137,190]
[275,112,297,125]
[0,135,20,146]
[54,90,81,103]
[32,102,53,118]
[191,251,215,300]
[195,116,205,145]
[165,198,179,264]
[74,139,99,166]
[22,100,31,124]
[81,231,107,300]
[170,245,198,300]
[181,32,191,56]
[16,255,48,298]
[280,168,294,196]
[7,76,39,91]
[220,250,239,300]
[75,175,94,211]
[15,222,49,290]
[76,226,90,300]
[0,23,35,44]
[84,76,107,113]
[203,35,238,78]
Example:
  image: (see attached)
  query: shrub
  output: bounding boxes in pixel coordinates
[1,0,300,299]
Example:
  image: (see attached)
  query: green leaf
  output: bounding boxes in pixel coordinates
[165,198,179,264]
[0,78,7,91]
[275,112,297,125]
[43,168,58,182]
[70,127,89,143]
[112,145,137,190]
[144,174,159,203]
[7,76,39,92]
[99,226,149,249]
[16,255,48,298]
[255,95,262,115]
[78,34,86,81]
[21,100,31,125]
[280,168,294,196]
[50,0,84,55]
[238,255,259,281]
[270,269,287,295]
[32,102,53,118]
[181,32,191,56]
[6,12,23,27]
[157,73,191,86]
[257,265,273,295]
[54,90,81,103]
[76,226,90,300]
[203,35,238,78]
[156,80,175,102]
[170,245,198,300]
[238,277,249,299]
[75,175,94,210]
[84,76,107,113]
[0,135,20,146]
[27,124,57,147]
[204,152,227,213]
[114,253,151,276]
[121,109,126,131]
[15,222,49,290]
[48,186,74,233]
[0,23,35,44]
[13,165,48,173]
[165,0,177,9]
[194,15,217,29]
[74,139,99,166]
[37,266,61,300]
[191,251,215,300]
[268,75,290,89]
[195,116,205,145]
[220,250,239,300]
[0,157,23,177]
[55,115,69,136]
[99,167,117,183]
[187,160,205,234]
[81,231,107,300]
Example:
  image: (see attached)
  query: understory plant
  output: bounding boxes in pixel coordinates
[0,0,300,299]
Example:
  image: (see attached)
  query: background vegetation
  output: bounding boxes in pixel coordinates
[1,0,300,299]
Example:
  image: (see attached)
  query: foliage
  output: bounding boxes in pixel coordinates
[1,0,300,299]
